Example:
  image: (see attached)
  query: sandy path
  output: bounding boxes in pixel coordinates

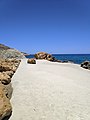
[10,59,90,120]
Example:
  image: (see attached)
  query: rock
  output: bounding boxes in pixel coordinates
[0,59,21,73]
[0,49,21,119]
[35,52,56,62]
[0,58,21,85]
[47,57,55,61]
[0,84,12,120]
[81,61,90,70]
[0,72,11,85]
[2,83,13,99]
[3,71,14,78]
[54,59,62,63]
[0,64,12,72]
[27,58,36,64]
[35,52,47,59]
[34,52,62,62]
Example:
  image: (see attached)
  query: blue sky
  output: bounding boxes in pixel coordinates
[0,0,90,54]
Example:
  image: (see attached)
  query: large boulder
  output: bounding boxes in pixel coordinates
[35,52,47,59]
[34,52,62,62]
[0,72,11,85]
[27,58,36,64]
[0,84,12,120]
[34,52,56,62]
[81,61,90,70]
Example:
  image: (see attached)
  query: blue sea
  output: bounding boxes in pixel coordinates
[26,54,90,64]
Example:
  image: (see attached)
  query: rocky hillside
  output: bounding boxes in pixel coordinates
[0,44,10,50]
[0,44,25,59]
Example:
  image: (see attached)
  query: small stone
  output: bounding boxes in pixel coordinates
[27,58,36,64]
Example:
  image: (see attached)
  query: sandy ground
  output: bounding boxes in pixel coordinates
[9,59,90,120]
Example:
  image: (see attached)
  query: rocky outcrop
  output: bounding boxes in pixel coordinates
[81,61,90,70]
[0,58,21,120]
[0,44,25,59]
[35,52,62,62]
[27,58,36,64]
[35,52,49,59]
[34,52,53,60]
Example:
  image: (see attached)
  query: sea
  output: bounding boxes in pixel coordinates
[26,54,90,64]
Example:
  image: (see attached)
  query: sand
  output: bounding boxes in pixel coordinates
[9,59,90,120]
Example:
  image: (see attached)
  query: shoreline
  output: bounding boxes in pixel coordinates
[26,54,90,64]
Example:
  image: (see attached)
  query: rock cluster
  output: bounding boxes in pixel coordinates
[27,58,36,64]
[0,59,21,120]
[35,52,61,62]
[81,61,90,70]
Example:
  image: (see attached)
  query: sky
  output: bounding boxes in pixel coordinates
[0,0,90,54]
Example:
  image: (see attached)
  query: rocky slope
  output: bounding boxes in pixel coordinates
[0,44,25,59]
[0,44,10,50]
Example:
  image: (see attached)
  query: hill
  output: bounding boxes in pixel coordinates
[0,44,25,59]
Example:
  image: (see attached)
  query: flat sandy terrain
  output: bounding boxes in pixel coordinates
[10,59,90,120]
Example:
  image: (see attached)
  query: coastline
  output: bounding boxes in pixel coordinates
[26,54,90,64]
[10,59,90,120]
